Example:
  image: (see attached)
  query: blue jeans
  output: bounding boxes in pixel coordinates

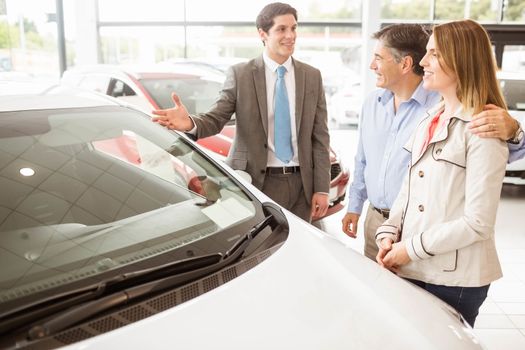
[406,278,490,327]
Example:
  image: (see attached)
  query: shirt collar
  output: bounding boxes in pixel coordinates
[262,52,293,73]
[411,81,431,106]
[378,80,435,107]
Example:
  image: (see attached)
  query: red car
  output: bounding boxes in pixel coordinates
[61,64,350,218]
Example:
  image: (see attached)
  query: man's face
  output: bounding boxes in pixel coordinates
[259,14,297,64]
[369,41,405,90]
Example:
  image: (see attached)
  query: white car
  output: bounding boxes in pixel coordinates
[499,72,525,185]
[328,79,362,128]
[0,91,482,349]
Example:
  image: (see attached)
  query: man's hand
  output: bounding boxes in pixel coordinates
[341,212,360,238]
[151,93,194,131]
[379,241,410,273]
[311,193,329,220]
[469,104,519,141]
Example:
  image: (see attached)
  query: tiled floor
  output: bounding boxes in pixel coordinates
[472,185,525,349]
[320,128,525,349]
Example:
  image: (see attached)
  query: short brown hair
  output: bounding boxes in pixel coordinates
[433,20,506,114]
[256,2,297,33]
[373,24,430,76]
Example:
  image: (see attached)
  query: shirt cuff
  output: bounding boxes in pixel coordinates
[375,224,398,247]
[347,199,364,214]
[187,115,197,134]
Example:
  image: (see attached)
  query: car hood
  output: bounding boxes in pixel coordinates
[63,211,481,350]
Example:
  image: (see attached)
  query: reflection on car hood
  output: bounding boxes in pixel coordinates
[63,213,481,349]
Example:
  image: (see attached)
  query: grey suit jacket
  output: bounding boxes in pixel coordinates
[192,55,330,204]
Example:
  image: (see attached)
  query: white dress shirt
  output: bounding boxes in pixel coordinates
[262,52,299,167]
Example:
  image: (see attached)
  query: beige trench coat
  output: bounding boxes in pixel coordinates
[376,102,508,287]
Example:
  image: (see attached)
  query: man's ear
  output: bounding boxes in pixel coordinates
[402,55,414,73]
[258,28,267,45]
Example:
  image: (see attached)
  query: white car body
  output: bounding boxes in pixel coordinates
[0,92,481,350]
[62,213,482,350]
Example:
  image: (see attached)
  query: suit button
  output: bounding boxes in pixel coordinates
[418,205,424,212]
[260,169,266,174]
[418,170,424,177]
[264,143,268,148]
[435,148,442,155]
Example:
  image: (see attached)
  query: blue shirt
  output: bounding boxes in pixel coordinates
[509,129,525,163]
[347,82,441,214]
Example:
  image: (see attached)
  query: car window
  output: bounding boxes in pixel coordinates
[140,78,223,113]
[109,79,137,97]
[0,106,258,306]
[499,78,525,110]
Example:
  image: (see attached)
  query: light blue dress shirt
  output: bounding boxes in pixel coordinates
[509,128,525,163]
[347,82,441,214]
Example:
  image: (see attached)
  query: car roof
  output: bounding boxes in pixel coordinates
[0,86,121,112]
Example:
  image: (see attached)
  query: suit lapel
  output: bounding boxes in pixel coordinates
[252,56,268,138]
[293,58,305,135]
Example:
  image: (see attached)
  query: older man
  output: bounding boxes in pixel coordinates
[342,24,524,260]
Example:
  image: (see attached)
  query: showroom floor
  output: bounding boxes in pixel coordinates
[318,128,525,350]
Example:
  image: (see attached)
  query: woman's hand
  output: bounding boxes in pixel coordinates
[379,241,411,273]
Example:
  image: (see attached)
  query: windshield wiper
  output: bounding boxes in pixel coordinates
[0,253,222,336]
[25,215,275,341]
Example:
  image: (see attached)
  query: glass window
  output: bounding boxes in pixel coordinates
[434,0,499,21]
[99,27,186,64]
[98,0,185,22]
[503,0,525,22]
[465,0,500,21]
[186,26,260,59]
[140,77,223,112]
[381,0,431,21]
[0,105,258,304]
[185,0,361,22]
[502,45,525,72]
[434,0,466,20]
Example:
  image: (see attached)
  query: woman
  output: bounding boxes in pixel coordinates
[374,19,508,327]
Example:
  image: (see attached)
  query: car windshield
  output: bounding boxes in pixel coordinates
[140,77,223,112]
[0,105,257,306]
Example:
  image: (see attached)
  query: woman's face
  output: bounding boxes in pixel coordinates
[420,34,457,95]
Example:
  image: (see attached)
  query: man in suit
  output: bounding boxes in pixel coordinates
[151,2,330,222]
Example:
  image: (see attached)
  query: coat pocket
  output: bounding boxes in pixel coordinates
[429,249,458,272]
[432,142,466,168]
[229,156,247,171]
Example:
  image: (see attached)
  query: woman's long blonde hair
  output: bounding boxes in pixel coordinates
[433,19,507,114]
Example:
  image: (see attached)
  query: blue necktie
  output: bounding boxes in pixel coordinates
[274,65,293,163]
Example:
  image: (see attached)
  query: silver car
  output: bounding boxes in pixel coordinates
[0,91,482,349]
